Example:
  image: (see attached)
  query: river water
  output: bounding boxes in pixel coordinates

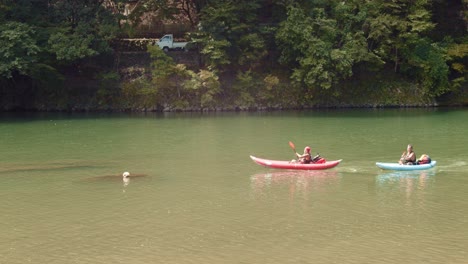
[1,109,467,263]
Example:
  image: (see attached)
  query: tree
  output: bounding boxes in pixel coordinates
[0,22,40,78]
[47,0,120,62]
[183,68,220,108]
[446,42,468,92]
[192,0,268,71]
[276,2,375,90]
[402,38,449,96]
[0,0,122,110]
[366,0,435,72]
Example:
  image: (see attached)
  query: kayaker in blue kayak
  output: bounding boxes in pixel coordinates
[399,144,416,165]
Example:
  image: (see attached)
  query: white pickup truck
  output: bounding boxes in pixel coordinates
[156,34,188,52]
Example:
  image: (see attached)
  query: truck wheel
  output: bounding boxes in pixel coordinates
[163,47,169,52]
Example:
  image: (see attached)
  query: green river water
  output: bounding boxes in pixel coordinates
[1,109,467,264]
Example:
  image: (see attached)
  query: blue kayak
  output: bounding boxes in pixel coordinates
[376,161,437,171]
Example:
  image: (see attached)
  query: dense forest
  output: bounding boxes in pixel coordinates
[0,0,467,111]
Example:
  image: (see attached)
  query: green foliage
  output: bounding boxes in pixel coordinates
[232,70,258,107]
[275,0,449,101]
[276,4,361,90]
[145,44,177,108]
[0,22,40,78]
[46,0,119,61]
[124,0,180,26]
[147,43,222,109]
[1,0,49,25]
[48,27,98,61]
[1,0,466,110]
[147,44,177,86]
[195,33,232,70]
[257,74,281,106]
[446,42,468,90]
[401,38,449,96]
[183,69,220,108]
[0,1,10,22]
[196,34,231,71]
[0,0,121,106]
[193,0,269,71]
[366,0,435,72]
[189,1,237,71]
[238,33,267,68]
[447,43,468,62]
[96,71,121,108]
[121,77,157,110]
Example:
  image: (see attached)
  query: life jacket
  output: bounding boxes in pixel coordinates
[301,154,312,164]
[417,154,431,165]
[312,154,326,164]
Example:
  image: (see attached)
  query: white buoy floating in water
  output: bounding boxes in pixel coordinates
[122,172,131,188]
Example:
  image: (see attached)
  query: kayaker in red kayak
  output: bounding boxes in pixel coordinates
[288,141,326,164]
[295,146,312,164]
[399,144,416,165]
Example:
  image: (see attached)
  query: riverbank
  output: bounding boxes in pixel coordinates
[1,49,466,112]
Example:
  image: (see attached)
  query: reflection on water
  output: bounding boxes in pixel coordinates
[250,170,341,200]
[80,173,148,183]
[123,175,130,188]
[376,170,436,207]
[377,170,435,189]
[79,173,148,193]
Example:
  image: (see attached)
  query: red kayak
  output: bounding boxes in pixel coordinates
[250,155,342,170]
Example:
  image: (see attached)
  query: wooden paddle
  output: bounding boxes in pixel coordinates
[289,141,297,157]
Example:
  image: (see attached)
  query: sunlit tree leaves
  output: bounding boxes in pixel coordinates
[0,22,40,78]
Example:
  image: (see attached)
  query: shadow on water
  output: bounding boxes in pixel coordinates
[250,170,341,199]
[0,160,111,174]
